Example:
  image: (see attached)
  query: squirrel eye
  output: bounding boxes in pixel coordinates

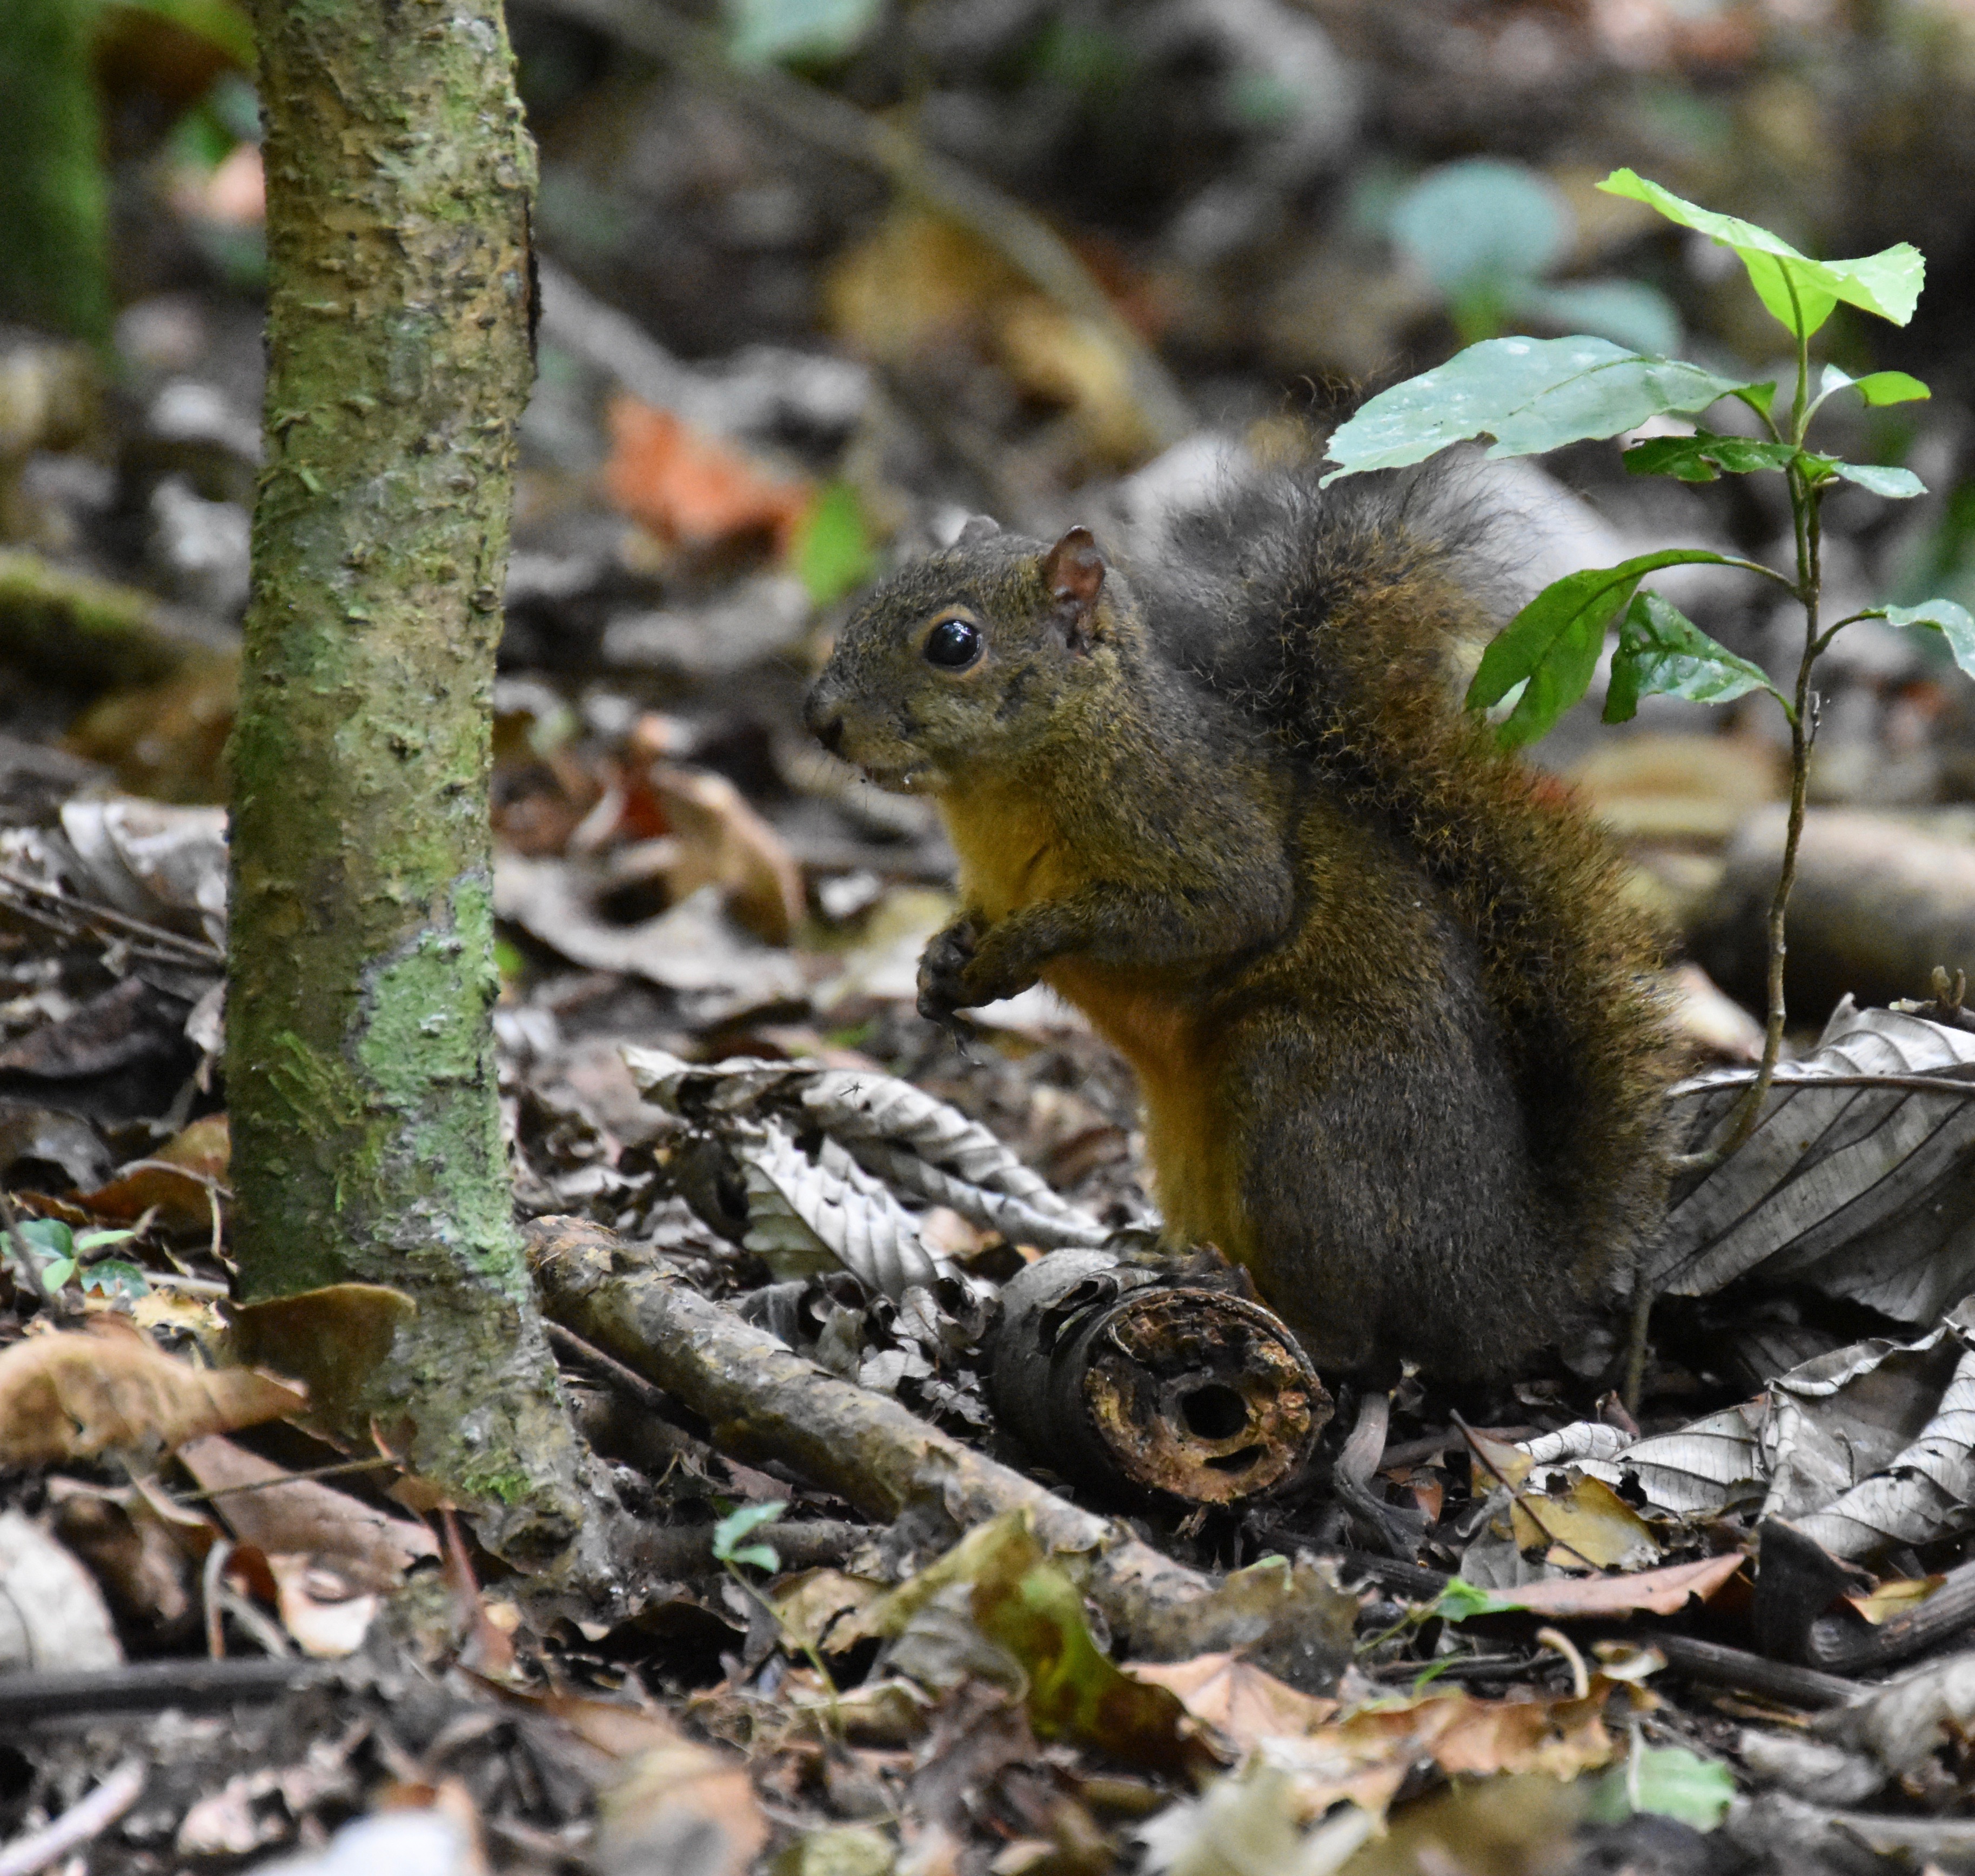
[923,616,982,669]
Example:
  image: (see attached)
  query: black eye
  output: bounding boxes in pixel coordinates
[924,616,982,669]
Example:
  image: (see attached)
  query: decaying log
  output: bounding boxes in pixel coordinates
[989,1248,1328,1505]
[1693,807,1975,1015]
[524,1217,1215,1638]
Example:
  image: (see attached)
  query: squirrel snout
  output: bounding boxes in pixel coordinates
[805,692,847,758]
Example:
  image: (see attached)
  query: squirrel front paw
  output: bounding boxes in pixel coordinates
[917,919,981,1033]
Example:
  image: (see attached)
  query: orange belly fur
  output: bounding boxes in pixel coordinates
[937,786,1253,1261]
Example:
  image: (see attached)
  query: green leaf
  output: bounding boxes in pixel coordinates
[78,1260,150,1299]
[39,1258,75,1291]
[1876,599,1975,678]
[16,1219,73,1258]
[791,480,875,606]
[726,0,882,65]
[1623,432,1799,482]
[1829,461,1926,499]
[74,1228,138,1254]
[1434,1578,1519,1623]
[1389,159,1569,294]
[728,1543,781,1572]
[1605,592,1782,723]
[1467,549,1735,746]
[712,1498,788,1563]
[1851,370,1931,406]
[1322,337,1752,482]
[1587,1744,1736,1831]
[1598,169,1923,339]
[1514,278,1681,357]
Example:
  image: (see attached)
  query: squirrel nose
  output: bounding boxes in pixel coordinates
[805,693,847,757]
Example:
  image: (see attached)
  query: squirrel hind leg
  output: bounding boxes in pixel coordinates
[1220,1008,1577,1381]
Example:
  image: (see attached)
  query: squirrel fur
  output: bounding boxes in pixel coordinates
[804,444,1673,1378]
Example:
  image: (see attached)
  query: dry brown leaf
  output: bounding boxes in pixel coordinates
[175,1433,438,1590]
[595,1734,767,1876]
[1481,1551,1746,1617]
[81,1112,230,1230]
[0,1320,305,1463]
[1126,1652,1335,1750]
[1507,1471,1661,1571]
[650,763,805,946]
[601,396,809,552]
[226,1282,414,1428]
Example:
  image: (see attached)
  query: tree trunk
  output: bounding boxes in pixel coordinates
[231,0,583,1562]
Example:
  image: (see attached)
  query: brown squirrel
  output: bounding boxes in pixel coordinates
[804,444,1673,1378]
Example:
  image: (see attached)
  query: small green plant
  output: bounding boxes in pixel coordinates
[7,1217,141,1295]
[1325,171,1968,1389]
[712,1498,843,1714]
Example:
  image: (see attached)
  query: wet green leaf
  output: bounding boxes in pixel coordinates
[1876,598,1975,679]
[1322,337,1751,482]
[1467,549,1736,746]
[1605,592,1782,723]
[1829,461,1926,499]
[1389,159,1569,293]
[78,1260,150,1299]
[1598,169,1923,339]
[1623,433,1799,482]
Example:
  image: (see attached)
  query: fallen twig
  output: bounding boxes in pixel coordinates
[524,1216,1215,1639]
[0,1759,146,1876]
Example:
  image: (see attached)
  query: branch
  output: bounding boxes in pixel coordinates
[524,1216,1215,1639]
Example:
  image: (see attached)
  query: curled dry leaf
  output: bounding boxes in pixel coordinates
[1535,1302,1975,1561]
[0,1318,306,1464]
[0,1508,124,1671]
[82,1111,231,1231]
[626,1048,1109,1301]
[1653,1001,1975,1325]
[648,763,805,946]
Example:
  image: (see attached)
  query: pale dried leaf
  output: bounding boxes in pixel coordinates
[176,1433,438,1589]
[0,1323,306,1463]
[1523,1403,1767,1518]
[1127,1653,1334,1750]
[1652,1002,1975,1322]
[0,1508,122,1671]
[738,1119,947,1294]
[1780,1312,1975,1558]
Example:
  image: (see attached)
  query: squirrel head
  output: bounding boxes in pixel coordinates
[804,522,1136,793]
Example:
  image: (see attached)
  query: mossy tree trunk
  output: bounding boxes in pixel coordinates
[231,0,584,1562]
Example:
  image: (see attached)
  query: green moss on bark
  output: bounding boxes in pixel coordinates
[230,0,583,1560]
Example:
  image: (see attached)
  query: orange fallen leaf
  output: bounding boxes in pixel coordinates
[0,1318,305,1464]
[602,397,810,552]
[1127,1652,1335,1750]
[82,1113,230,1232]
[1478,1551,1746,1618]
[175,1433,438,1589]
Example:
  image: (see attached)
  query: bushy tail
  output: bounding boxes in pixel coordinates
[1148,449,1674,1289]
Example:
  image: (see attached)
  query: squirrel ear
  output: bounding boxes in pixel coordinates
[955,513,1001,546]
[1042,526,1107,652]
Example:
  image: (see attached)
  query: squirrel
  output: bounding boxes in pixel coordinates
[804,442,1674,1378]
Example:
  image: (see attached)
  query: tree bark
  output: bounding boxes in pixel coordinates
[231,0,583,1560]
